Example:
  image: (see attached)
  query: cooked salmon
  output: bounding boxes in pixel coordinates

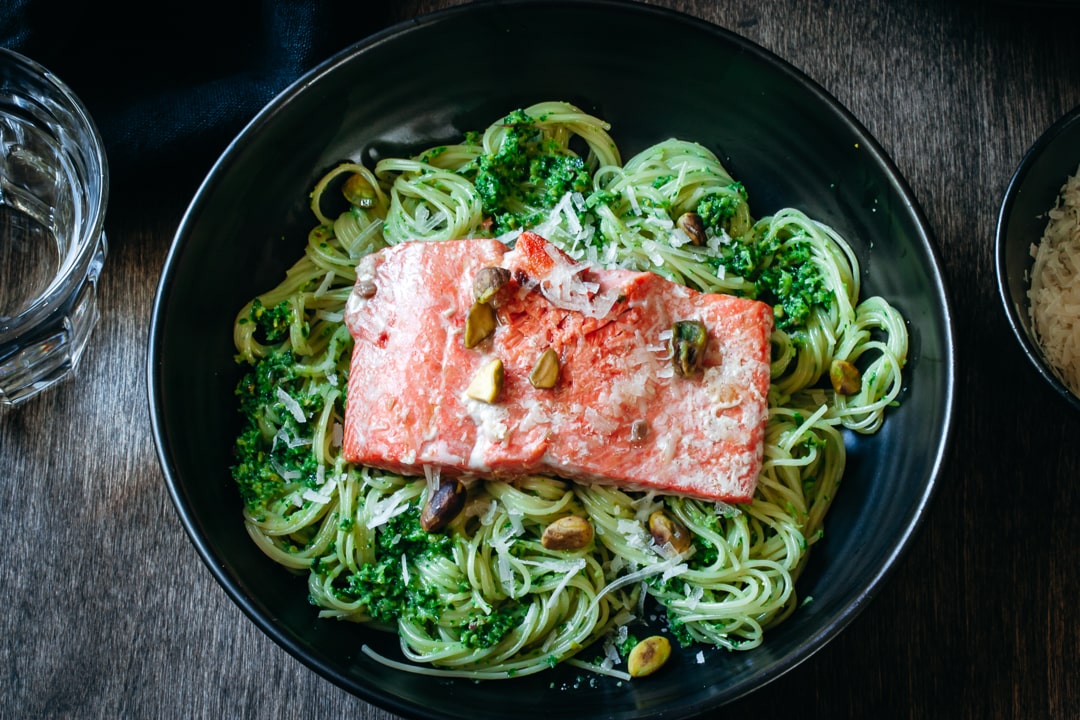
[342,231,773,503]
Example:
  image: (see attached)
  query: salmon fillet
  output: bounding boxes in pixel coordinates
[342,231,773,503]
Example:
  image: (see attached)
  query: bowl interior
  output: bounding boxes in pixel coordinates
[149,2,955,718]
[996,104,1080,413]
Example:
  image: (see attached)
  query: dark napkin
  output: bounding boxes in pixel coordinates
[1,1,396,217]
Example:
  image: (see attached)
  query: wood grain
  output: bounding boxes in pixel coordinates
[2,1,1079,718]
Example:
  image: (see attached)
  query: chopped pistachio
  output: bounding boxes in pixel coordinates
[473,266,511,304]
[670,319,708,377]
[466,358,503,403]
[529,347,560,389]
[420,477,466,532]
[541,515,594,550]
[676,212,707,246]
[464,301,497,348]
[648,510,692,554]
[829,358,862,395]
[628,636,671,677]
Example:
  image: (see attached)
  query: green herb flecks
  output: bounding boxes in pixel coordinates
[246,298,294,345]
[336,509,450,627]
[709,213,833,332]
[231,350,325,511]
[459,603,529,649]
[464,109,591,235]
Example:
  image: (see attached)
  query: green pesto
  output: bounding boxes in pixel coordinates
[247,298,293,344]
[418,145,448,164]
[652,174,675,189]
[463,109,591,235]
[676,503,723,569]
[231,350,325,509]
[696,184,832,331]
[309,224,334,245]
[616,632,640,657]
[696,182,747,234]
[459,602,528,649]
[584,189,618,210]
[666,613,695,647]
[334,510,449,626]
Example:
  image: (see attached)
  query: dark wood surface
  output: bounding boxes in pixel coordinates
[3,1,1079,717]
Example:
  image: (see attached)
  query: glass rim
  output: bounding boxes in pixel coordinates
[0,46,110,343]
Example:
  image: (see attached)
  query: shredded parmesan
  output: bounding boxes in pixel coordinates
[524,241,621,318]
[301,488,332,504]
[1028,164,1080,397]
[589,555,686,612]
[364,486,413,528]
[276,387,306,423]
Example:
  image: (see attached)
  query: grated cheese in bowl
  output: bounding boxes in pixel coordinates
[1027,163,1080,398]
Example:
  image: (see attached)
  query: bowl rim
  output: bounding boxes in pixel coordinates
[148,1,956,717]
[994,102,1080,414]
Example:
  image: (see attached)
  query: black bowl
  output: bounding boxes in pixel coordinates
[995,104,1080,413]
[148,2,956,718]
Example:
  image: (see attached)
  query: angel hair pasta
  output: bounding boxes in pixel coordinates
[229,101,908,680]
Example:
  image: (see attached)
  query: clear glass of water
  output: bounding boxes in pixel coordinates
[0,48,108,408]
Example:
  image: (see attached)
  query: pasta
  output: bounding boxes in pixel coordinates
[230,101,908,680]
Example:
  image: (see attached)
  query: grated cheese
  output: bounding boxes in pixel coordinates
[528,241,621,318]
[364,486,413,528]
[1028,164,1080,397]
[276,387,306,423]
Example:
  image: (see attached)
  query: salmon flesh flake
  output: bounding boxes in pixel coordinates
[342,232,773,503]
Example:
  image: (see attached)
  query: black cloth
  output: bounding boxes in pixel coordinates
[0,1,394,216]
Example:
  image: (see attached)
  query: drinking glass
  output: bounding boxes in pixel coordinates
[0,48,108,408]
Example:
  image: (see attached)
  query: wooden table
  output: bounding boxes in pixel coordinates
[3,1,1079,717]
